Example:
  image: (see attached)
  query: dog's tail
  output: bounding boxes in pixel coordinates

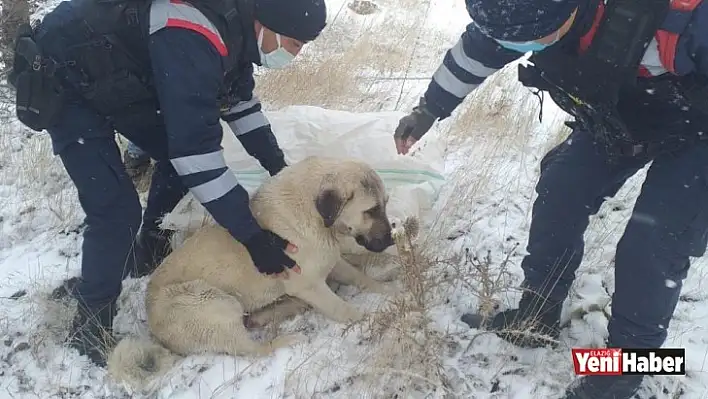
[107,336,180,389]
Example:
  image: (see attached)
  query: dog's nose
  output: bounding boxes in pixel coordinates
[367,234,394,253]
[382,232,394,247]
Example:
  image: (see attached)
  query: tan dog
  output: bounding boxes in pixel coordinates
[243,215,421,329]
[107,156,397,388]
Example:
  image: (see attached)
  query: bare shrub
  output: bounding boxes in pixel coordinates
[254,0,432,112]
[0,0,30,73]
[337,218,454,397]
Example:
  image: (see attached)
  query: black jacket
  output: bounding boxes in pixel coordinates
[36,0,287,243]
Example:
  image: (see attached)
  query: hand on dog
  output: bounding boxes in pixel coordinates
[272,244,301,279]
[243,229,301,279]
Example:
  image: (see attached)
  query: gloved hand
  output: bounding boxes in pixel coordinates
[243,229,299,276]
[394,97,437,155]
[268,159,287,176]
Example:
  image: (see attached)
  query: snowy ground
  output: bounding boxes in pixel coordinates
[1,0,708,398]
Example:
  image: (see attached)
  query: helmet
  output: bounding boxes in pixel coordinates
[467,0,580,42]
[254,0,327,42]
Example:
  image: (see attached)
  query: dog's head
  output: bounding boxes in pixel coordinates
[314,162,394,253]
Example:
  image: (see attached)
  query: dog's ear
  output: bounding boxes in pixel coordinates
[315,189,344,228]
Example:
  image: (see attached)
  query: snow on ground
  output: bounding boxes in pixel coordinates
[0,0,707,398]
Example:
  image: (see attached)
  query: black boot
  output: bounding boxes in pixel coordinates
[67,301,116,367]
[562,375,645,399]
[462,290,563,348]
[131,228,175,278]
[50,276,81,300]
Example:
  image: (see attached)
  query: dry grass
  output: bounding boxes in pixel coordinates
[0,0,579,396]
[445,65,542,148]
[419,62,561,249]
[0,270,92,396]
[254,0,435,111]
[0,125,81,239]
[361,219,446,369]
[453,247,517,326]
[302,217,456,398]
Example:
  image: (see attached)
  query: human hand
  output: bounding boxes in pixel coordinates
[394,97,437,154]
[243,229,301,278]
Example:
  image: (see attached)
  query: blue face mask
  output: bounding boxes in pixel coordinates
[496,40,552,53]
[258,28,295,69]
[495,31,561,53]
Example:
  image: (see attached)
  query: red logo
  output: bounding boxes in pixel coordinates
[571,348,686,376]
[572,348,622,375]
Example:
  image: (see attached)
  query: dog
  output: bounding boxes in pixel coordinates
[243,215,421,329]
[107,156,399,388]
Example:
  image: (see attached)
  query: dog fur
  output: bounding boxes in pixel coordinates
[243,215,421,329]
[107,156,398,389]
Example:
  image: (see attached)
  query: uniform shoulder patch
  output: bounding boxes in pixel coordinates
[149,0,228,56]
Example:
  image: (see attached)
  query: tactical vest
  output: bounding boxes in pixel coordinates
[518,0,708,157]
[12,0,255,130]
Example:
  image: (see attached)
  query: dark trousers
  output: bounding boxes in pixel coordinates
[31,4,189,311]
[522,129,708,348]
[46,97,188,310]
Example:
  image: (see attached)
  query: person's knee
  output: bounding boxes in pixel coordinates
[59,139,142,229]
[608,279,681,348]
[609,196,704,349]
[616,168,708,278]
[150,160,188,198]
[535,133,608,211]
[608,313,669,348]
[613,223,689,348]
[529,139,605,243]
[47,100,115,155]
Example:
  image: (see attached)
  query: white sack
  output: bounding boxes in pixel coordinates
[161,105,446,241]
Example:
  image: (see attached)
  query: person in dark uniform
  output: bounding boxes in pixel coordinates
[393,0,708,397]
[12,0,326,366]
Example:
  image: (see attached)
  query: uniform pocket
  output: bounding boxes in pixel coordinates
[66,37,153,117]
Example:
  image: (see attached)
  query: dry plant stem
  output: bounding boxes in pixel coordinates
[394,225,427,310]
[469,244,518,326]
[334,223,450,397]
[0,0,30,73]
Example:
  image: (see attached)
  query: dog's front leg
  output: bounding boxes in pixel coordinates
[340,253,401,282]
[290,281,364,324]
[329,258,398,295]
[244,297,311,328]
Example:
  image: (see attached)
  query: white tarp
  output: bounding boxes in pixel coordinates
[161,105,446,240]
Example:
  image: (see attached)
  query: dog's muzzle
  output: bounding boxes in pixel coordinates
[357,233,394,253]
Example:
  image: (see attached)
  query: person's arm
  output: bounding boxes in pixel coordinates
[221,87,287,176]
[147,18,296,275]
[423,22,521,119]
[394,22,522,153]
[148,28,261,243]
[675,1,708,77]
